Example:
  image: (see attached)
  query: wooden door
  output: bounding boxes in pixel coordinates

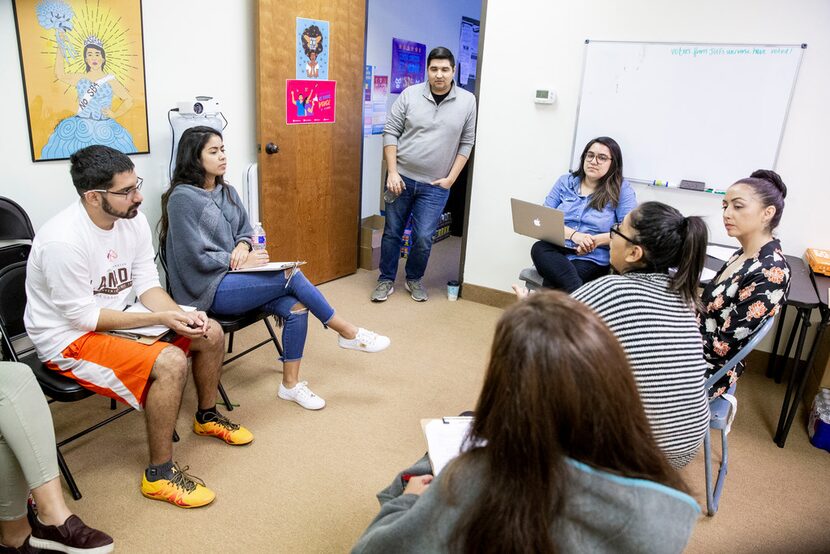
[256,0,366,284]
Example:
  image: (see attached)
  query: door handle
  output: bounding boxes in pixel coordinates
[265,143,280,155]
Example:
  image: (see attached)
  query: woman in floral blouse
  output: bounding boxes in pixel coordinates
[700,169,790,397]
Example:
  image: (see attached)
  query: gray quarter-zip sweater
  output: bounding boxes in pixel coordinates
[383,82,477,184]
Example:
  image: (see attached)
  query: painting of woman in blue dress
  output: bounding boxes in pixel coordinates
[40,32,137,160]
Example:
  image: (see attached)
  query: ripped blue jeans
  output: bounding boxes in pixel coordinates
[210,269,335,362]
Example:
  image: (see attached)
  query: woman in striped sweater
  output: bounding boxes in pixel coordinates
[571,202,710,468]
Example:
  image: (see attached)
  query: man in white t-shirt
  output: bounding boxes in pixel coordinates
[24,145,252,509]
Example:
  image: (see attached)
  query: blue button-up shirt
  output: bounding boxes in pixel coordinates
[543,173,637,266]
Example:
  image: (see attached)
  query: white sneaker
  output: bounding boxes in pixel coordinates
[338,328,391,353]
[278,381,326,410]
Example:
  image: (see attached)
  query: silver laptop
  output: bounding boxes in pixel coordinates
[510,198,574,249]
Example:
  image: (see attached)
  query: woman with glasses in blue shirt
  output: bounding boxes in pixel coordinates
[530,136,637,292]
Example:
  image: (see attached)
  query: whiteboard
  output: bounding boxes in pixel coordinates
[571,41,805,191]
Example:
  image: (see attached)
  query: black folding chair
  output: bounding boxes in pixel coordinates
[0,262,135,500]
[157,244,284,411]
[0,197,35,270]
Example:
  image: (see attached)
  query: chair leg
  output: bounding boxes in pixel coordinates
[263,316,284,357]
[703,431,714,516]
[56,448,82,501]
[712,428,729,514]
[227,331,235,354]
[218,381,234,411]
[110,398,116,410]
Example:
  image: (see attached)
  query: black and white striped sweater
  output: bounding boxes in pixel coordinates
[573,273,710,467]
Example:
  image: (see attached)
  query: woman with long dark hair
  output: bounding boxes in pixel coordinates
[566,201,711,468]
[352,292,699,553]
[160,126,390,411]
[530,136,637,292]
[701,169,790,397]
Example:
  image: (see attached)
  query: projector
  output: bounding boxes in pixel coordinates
[177,96,220,115]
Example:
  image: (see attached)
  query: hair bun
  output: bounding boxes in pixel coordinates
[750,169,787,198]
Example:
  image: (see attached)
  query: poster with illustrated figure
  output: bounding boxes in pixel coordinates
[286,79,336,125]
[296,17,329,80]
[390,38,426,94]
[371,75,388,135]
[12,0,149,162]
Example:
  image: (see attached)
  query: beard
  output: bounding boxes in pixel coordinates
[102,196,141,219]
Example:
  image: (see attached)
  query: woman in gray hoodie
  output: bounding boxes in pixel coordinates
[353,291,699,553]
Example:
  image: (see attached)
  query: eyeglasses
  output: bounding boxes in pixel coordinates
[87,178,144,199]
[585,152,611,164]
[610,222,637,244]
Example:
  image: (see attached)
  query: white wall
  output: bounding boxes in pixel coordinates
[361,0,481,218]
[1,0,257,236]
[465,0,830,292]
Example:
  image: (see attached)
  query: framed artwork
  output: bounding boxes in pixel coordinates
[12,0,150,162]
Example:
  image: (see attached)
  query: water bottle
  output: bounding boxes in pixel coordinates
[383,188,399,205]
[251,222,266,251]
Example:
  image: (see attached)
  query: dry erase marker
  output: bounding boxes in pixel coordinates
[653,179,669,187]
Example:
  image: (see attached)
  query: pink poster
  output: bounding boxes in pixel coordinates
[286,79,336,125]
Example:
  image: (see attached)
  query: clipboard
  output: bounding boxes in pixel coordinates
[420,416,474,475]
[229,261,307,273]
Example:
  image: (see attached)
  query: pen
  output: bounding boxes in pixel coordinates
[285,262,299,288]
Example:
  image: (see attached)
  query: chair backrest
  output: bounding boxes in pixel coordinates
[704,316,776,390]
[0,197,35,241]
[0,261,29,361]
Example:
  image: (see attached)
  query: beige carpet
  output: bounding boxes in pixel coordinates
[45,238,830,553]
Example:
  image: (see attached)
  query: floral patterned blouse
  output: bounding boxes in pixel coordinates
[699,239,790,398]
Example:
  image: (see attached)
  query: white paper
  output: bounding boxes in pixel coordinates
[229,261,304,273]
[112,303,196,337]
[706,245,737,262]
[422,418,473,475]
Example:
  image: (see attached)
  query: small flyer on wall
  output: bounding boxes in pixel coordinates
[286,79,336,125]
[390,38,426,94]
[296,17,329,79]
[363,65,373,136]
[458,16,479,92]
[371,75,388,134]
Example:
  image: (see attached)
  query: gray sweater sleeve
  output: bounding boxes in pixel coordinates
[165,187,231,309]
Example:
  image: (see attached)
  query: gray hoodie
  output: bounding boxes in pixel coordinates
[352,455,699,553]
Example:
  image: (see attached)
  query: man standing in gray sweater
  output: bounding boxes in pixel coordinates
[371,47,477,302]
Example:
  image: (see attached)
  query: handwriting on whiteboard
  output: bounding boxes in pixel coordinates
[671,46,793,57]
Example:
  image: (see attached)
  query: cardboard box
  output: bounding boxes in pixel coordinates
[359,215,384,270]
[360,215,384,248]
[359,245,381,270]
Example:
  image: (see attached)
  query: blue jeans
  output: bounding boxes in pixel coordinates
[379,174,450,282]
[210,269,335,362]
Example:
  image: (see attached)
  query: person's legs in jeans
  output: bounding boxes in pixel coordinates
[0,362,111,549]
[404,178,450,282]
[572,260,609,287]
[530,241,583,292]
[378,182,417,283]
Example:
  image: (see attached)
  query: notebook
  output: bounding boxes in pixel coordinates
[420,417,475,475]
[510,198,574,250]
[108,303,197,344]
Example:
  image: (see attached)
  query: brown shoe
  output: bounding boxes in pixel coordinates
[28,514,113,553]
[0,535,39,553]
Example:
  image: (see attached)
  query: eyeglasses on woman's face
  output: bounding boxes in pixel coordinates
[610,222,637,244]
[585,152,611,164]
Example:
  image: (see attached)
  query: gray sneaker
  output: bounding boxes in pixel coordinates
[405,279,429,302]
[371,280,395,302]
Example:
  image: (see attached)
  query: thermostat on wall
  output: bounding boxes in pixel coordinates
[534,89,556,104]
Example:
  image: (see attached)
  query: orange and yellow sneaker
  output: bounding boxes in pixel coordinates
[193,412,254,445]
[140,463,215,508]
